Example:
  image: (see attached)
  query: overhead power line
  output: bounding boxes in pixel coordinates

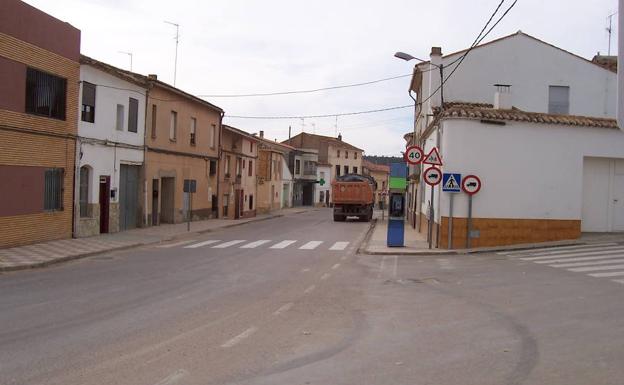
[225,104,413,120]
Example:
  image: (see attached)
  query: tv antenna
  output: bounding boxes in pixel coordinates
[164,21,180,86]
[606,11,618,55]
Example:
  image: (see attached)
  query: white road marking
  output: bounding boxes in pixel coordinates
[273,302,294,315]
[301,268,311,273]
[533,253,624,264]
[158,240,196,248]
[320,272,331,280]
[240,240,271,249]
[437,258,453,270]
[340,255,347,261]
[153,369,189,385]
[213,240,246,248]
[502,243,618,256]
[304,285,316,294]
[299,241,323,250]
[549,258,624,268]
[270,240,297,249]
[568,264,624,272]
[329,241,349,251]
[331,263,340,270]
[612,279,624,284]
[184,240,220,249]
[589,271,624,278]
[220,327,258,348]
[516,246,624,260]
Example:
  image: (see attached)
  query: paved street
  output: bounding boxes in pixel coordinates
[2,210,624,385]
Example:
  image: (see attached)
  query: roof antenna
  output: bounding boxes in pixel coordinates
[164,21,180,86]
[606,11,618,55]
[334,115,338,136]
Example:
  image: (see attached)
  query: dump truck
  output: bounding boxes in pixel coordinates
[331,174,376,222]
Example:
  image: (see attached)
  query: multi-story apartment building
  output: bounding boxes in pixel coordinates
[0,0,80,247]
[144,75,223,225]
[219,126,259,219]
[75,56,147,237]
[256,131,293,214]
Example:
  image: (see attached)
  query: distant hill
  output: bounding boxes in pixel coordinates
[363,155,404,166]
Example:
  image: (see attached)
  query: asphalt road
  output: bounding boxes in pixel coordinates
[1,209,623,385]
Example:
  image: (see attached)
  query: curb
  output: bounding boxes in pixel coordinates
[356,218,378,255]
[1,209,313,272]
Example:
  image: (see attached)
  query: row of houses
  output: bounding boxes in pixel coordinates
[401,30,623,248]
[0,0,387,249]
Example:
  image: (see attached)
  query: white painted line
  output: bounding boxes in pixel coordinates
[589,271,624,278]
[612,279,624,284]
[503,243,618,256]
[220,327,258,348]
[273,302,294,315]
[304,285,316,294]
[329,241,349,251]
[320,272,331,280]
[331,263,340,270]
[299,241,323,250]
[549,258,624,268]
[301,268,311,273]
[184,240,220,249]
[533,253,624,264]
[520,248,624,261]
[158,240,196,248]
[240,240,271,249]
[270,240,297,249]
[213,240,246,249]
[340,255,347,261]
[568,264,624,272]
[153,369,189,385]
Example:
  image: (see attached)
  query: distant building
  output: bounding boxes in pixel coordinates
[0,0,80,247]
[289,148,319,207]
[362,160,389,209]
[256,131,293,214]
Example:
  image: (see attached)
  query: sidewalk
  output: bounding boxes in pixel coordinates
[0,207,314,272]
[361,211,624,255]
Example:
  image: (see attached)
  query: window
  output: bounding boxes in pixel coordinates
[209,160,217,175]
[548,85,570,114]
[243,159,246,169]
[295,159,301,175]
[236,157,242,176]
[210,124,216,148]
[128,97,138,133]
[26,67,67,120]
[248,160,253,177]
[170,111,177,140]
[304,161,316,175]
[151,104,157,138]
[190,117,197,145]
[44,168,64,211]
[79,166,89,217]
[354,152,358,159]
[81,82,95,123]
[336,164,341,177]
[224,155,231,176]
[250,141,253,152]
[337,149,340,157]
[345,151,349,159]
[249,194,254,210]
[223,194,229,217]
[344,165,349,175]
[116,104,124,131]
[320,172,325,181]
[320,191,324,203]
[353,166,358,174]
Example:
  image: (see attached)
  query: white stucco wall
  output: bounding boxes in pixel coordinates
[282,157,293,207]
[315,165,331,204]
[434,119,624,222]
[418,33,616,136]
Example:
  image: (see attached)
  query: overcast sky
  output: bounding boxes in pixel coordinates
[26,0,619,155]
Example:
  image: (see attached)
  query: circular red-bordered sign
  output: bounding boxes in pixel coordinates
[423,166,442,186]
[404,145,424,165]
[462,175,482,195]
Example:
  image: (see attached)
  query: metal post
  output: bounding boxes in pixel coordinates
[187,192,192,232]
[428,186,434,249]
[448,193,454,249]
[466,195,473,249]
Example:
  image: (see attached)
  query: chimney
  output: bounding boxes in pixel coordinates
[148,74,158,80]
[259,130,264,138]
[429,47,443,108]
[493,84,512,109]
[337,133,342,141]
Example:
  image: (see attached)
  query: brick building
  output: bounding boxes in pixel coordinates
[0,0,80,248]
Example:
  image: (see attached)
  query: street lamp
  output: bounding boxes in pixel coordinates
[395,50,444,249]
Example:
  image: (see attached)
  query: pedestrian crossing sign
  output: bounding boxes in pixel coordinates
[442,173,461,193]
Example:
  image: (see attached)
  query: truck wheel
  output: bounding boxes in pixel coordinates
[334,215,344,222]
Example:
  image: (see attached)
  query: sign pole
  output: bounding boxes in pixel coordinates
[188,192,192,232]
[448,193,454,249]
[428,186,434,249]
[466,195,473,248]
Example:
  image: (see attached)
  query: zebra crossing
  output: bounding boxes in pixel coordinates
[498,242,624,285]
[158,239,350,251]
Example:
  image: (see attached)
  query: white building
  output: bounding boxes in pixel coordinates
[75,56,147,237]
[316,164,331,206]
[404,31,619,246]
[282,156,293,208]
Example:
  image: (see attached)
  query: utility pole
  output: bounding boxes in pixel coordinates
[607,12,618,55]
[164,21,180,86]
[118,51,133,71]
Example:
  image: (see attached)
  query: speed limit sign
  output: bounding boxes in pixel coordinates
[405,146,424,165]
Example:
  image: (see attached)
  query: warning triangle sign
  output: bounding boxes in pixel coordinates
[423,147,443,165]
[444,174,459,190]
